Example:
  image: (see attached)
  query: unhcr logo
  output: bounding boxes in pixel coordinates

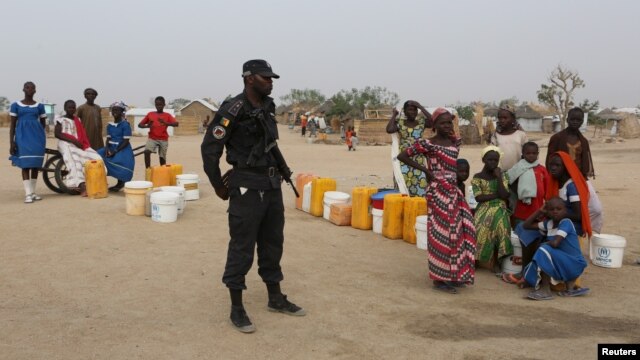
[598,247,611,259]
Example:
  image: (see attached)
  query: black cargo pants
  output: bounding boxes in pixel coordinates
[222,187,285,290]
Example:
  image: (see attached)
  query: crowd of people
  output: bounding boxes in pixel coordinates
[395,103,603,299]
[8,78,604,335]
[8,82,179,198]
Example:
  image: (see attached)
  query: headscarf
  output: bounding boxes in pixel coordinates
[481,145,503,162]
[498,105,516,117]
[84,87,98,95]
[546,151,592,237]
[431,107,450,129]
[109,101,128,111]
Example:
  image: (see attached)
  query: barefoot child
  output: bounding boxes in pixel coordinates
[472,146,513,273]
[138,96,179,168]
[54,100,103,196]
[521,197,589,300]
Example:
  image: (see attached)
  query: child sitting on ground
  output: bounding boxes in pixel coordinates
[138,96,179,168]
[472,146,513,273]
[520,197,589,300]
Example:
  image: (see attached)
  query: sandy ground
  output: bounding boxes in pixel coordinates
[1,125,639,360]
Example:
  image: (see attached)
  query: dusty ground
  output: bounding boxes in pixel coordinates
[1,126,639,360]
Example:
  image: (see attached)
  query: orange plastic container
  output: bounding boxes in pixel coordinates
[382,194,407,239]
[329,203,352,226]
[350,186,377,230]
[151,165,171,188]
[166,163,183,186]
[295,173,316,210]
[84,159,108,199]
[402,197,428,244]
[310,178,336,217]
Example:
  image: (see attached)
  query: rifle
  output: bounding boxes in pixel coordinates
[248,108,300,198]
[270,144,300,198]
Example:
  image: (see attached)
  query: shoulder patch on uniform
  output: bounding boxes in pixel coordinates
[228,100,243,117]
[221,118,230,127]
[212,125,226,139]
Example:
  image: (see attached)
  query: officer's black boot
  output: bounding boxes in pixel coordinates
[229,289,255,333]
[266,284,306,316]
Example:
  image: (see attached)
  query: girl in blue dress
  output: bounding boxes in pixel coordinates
[520,197,589,300]
[97,101,134,191]
[9,82,48,203]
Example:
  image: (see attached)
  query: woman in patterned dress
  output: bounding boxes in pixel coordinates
[397,108,476,294]
[387,101,432,197]
[472,146,513,273]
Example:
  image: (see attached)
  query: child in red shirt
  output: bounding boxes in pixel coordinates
[505,141,549,281]
[138,96,179,168]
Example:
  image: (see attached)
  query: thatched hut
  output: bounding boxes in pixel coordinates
[178,99,218,135]
[515,104,543,132]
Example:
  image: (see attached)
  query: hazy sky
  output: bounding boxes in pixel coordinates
[2,0,639,110]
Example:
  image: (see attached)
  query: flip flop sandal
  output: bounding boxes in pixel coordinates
[558,287,590,297]
[501,273,521,284]
[433,283,458,294]
[527,291,553,301]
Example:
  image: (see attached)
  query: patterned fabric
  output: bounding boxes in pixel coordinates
[407,138,476,284]
[430,108,450,128]
[398,117,427,197]
[109,101,128,111]
[472,175,513,263]
[56,116,103,187]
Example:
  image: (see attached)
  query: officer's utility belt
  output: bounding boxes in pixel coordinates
[234,166,280,177]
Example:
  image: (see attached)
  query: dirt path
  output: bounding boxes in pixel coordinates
[1,127,639,360]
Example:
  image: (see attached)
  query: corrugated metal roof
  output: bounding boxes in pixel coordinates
[180,99,218,112]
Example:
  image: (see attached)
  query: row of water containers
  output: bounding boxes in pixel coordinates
[294,174,430,249]
[124,164,200,223]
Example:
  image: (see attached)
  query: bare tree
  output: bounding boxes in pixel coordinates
[537,65,585,129]
[0,96,10,112]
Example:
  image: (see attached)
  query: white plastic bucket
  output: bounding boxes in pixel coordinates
[145,188,161,217]
[501,232,523,274]
[176,174,200,200]
[323,191,350,220]
[151,192,179,223]
[372,208,384,234]
[302,182,312,213]
[123,181,153,216]
[590,234,627,268]
[415,215,428,250]
[160,186,186,215]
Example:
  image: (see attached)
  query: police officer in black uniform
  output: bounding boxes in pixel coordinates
[201,60,305,333]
